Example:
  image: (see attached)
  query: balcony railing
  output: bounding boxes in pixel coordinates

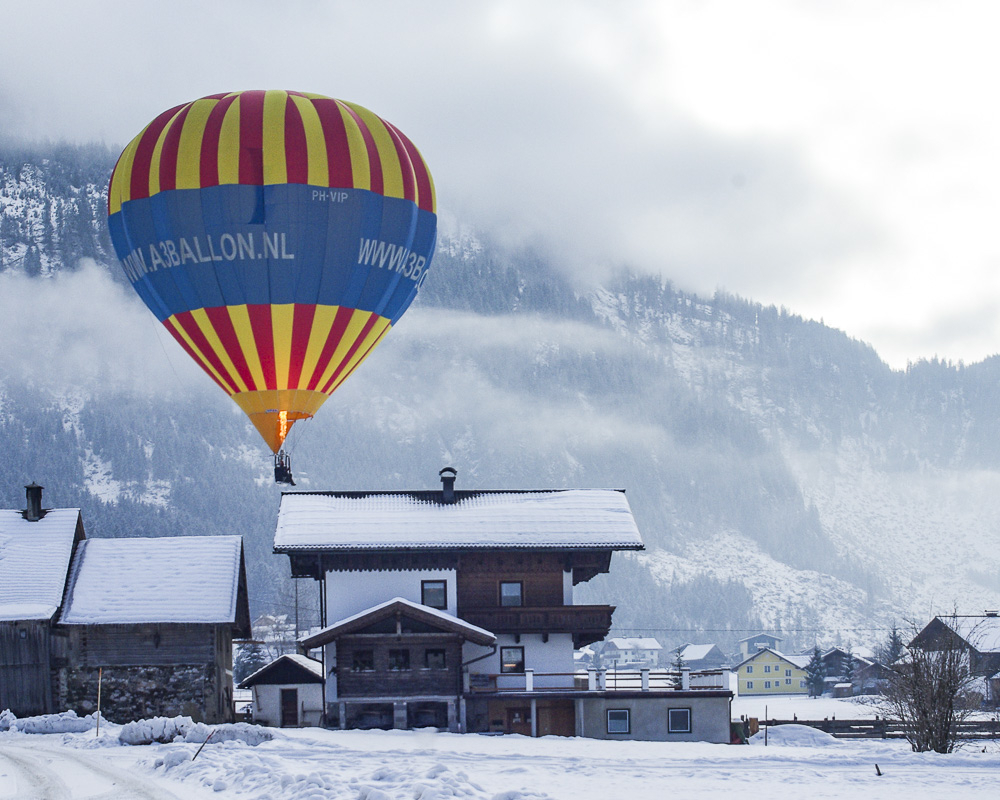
[465,668,728,693]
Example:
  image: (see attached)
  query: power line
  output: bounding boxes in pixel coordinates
[612,627,898,634]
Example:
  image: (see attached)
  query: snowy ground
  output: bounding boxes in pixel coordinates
[2,716,999,800]
[732,693,885,720]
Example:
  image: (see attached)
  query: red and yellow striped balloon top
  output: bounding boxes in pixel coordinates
[108,90,435,215]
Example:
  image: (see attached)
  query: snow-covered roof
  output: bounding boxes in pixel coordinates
[60,535,245,626]
[680,644,719,661]
[274,489,644,551]
[0,508,82,621]
[939,615,1000,653]
[240,654,324,687]
[605,637,662,651]
[734,648,808,670]
[300,596,496,649]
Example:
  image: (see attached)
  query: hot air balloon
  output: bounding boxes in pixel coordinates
[107,90,436,482]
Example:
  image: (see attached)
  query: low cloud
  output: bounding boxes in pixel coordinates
[0,261,210,397]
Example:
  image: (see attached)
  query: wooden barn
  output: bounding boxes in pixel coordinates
[58,534,252,723]
[0,485,85,716]
[1,484,251,723]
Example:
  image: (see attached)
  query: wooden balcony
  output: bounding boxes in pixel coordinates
[459,605,614,648]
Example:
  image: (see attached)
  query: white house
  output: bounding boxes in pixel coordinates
[240,654,325,727]
[601,638,663,668]
[272,469,734,741]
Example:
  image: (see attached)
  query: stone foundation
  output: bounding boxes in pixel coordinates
[57,663,225,724]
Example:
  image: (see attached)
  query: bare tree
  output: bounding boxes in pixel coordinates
[882,616,979,753]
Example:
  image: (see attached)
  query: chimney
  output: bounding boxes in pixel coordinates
[24,483,44,522]
[439,467,457,504]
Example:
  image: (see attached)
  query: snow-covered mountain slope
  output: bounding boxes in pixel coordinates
[3,142,999,655]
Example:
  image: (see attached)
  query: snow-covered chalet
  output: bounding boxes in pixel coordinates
[273,468,734,741]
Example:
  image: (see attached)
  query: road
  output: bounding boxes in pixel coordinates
[0,741,187,800]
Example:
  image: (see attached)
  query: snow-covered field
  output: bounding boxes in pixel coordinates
[2,711,999,800]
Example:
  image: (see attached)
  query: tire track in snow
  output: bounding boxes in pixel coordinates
[0,742,185,800]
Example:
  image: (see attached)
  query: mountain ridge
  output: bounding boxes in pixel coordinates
[2,141,997,656]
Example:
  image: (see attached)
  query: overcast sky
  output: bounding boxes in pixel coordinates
[4,0,1000,368]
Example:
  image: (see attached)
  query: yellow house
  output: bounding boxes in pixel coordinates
[734,648,809,696]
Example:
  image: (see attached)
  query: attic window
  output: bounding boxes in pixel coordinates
[500,582,523,607]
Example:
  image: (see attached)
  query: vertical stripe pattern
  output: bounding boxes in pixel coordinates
[108,90,435,452]
[108,90,435,214]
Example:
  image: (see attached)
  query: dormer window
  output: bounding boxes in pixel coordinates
[500,581,523,607]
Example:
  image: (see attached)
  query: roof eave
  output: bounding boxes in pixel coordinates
[274,543,645,554]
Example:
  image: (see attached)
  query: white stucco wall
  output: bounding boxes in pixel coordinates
[251,683,324,727]
[464,633,576,689]
[325,569,457,621]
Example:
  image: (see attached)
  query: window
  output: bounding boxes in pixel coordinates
[746,681,754,689]
[764,665,771,673]
[667,708,691,733]
[500,581,523,607]
[800,680,807,688]
[424,648,447,670]
[607,709,630,734]
[388,649,410,671]
[764,681,771,689]
[500,646,525,673]
[421,580,447,610]
[785,669,792,677]
[352,650,374,672]
[746,665,753,674]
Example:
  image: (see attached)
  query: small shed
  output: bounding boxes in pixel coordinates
[240,654,325,727]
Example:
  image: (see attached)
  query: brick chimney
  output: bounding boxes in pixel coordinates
[24,483,44,522]
[439,467,457,504]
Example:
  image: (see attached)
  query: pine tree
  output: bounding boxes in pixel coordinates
[233,641,270,684]
[881,623,905,665]
[806,646,825,697]
[670,646,686,689]
[841,644,857,687]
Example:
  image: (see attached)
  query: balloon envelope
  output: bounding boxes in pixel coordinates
[107,90,436,451]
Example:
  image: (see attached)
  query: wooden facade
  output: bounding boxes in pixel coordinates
[335,634,465,698]
[0,621,53,716]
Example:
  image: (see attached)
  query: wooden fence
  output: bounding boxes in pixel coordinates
[761,717,1000,739]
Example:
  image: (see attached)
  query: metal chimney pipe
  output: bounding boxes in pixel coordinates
[25,483,44,522]
[439,467,457,504]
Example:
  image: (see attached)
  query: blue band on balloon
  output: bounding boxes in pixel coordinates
[108,184,436,325]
